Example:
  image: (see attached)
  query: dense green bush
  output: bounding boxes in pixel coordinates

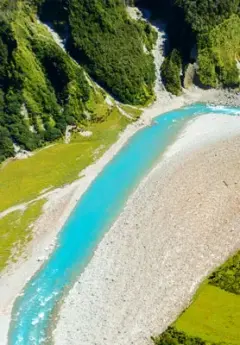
[139,0,240,90]
[153,326,219,345]
[197,49,217,87]
[31,37,90,126]
[68,0,155,104]
[0,17,40,162]
[209,251,240,295]
[0,0,157,162]
[0,18,17,86]
[0,126,14,161]
[0,1,93,163]
[177,0,240,33]
[197,15,240,88]
[161,49,182,95]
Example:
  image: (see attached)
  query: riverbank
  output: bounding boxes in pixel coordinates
[54,111,240,345]
[0,88,239,345]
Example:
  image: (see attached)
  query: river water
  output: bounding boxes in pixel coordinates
[8,104,240,345]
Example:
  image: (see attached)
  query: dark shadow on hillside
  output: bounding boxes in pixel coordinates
[138,7,169,57]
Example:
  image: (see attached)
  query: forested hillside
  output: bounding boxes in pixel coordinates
[138,0,240,93]
[39,0,156,104]
[1,0,239,163]
[0,0,155,163]
[0,4,89,162]
[68,0,156,104]
[178,0,240,88]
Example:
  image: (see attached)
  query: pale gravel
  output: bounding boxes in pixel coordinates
[0,88,239,345]
[54,114,240,345]
[1,9,240,344]
[1,16,240,344]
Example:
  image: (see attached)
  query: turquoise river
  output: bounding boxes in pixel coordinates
[9,104,240,345]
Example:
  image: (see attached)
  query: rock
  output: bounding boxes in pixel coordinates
[183,63,196,89]
[37,256,46,262]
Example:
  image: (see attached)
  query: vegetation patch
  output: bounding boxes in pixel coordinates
[0,0,93,163]
[119,104,143,119]
[208,251,240,295]
[197,15,240,88]
[0,0,155,164]
[177,0,240,33]
[141,0,240,93]
[0,107,130,212]
[161,49,182,95]
[153,326,221,345]
[153,251,240,345]
[0,199,45,271]
[67,0,156,104]
[175,284,240,345]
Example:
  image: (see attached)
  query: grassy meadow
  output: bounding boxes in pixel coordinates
[120,104,143,119]
[0,199,45,271]
[154,251,240,345]
[0,106,131,212]
[0,5,134,268]
[0,94,132,271]
[175,284,240,344]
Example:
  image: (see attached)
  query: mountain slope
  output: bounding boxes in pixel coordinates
[0,0,154,163]
[38,0,157,104]
[67,0,156,104]
[138,0,240,93]
[0,1,90,161]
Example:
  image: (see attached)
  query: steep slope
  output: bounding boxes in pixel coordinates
[67,0,156,104]
[197,15,240,87]
[38,0,157,104]
[0,1,90,162]
[137,0,240,93]
[177,0,240,87]
[0,0,155,163]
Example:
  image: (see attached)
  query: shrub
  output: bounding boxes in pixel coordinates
[161,49,182,95]
[208,251,240,295]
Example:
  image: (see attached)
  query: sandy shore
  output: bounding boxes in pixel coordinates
[0,88,239,345]
[54,113,240,345]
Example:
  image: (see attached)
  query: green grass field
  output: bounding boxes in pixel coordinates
[0,61,132,270]
[0,105,130,272]
[120,104,143,119]
[0,107,130,212]
[0,2,139,273]
[0,199,45,271]
[175,284,240,345]
[208,251,240,295]
[154,251,240,345]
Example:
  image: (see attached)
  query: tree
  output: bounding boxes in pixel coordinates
[161,49,182,95]
[0,126,14,161]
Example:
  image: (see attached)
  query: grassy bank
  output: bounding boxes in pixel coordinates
[120,104,143,119]
[0,199,45,271]
[0,1,140,271]
[0,103,133,272]
[0,106,131,212]
[153,251,240,345]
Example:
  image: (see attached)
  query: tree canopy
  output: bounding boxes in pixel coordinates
[139,0,240,92]
[67,0,156,104]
